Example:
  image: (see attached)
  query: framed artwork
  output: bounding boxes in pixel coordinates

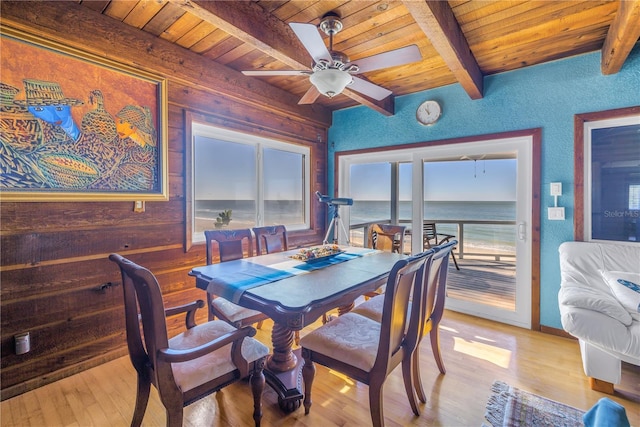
[0,26,168,201]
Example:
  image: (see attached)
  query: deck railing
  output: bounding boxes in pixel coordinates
[348,219,517,261]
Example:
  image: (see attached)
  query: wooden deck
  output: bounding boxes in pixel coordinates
[445,256,516,311]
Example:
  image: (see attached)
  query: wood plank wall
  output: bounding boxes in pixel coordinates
[0,1,332,400]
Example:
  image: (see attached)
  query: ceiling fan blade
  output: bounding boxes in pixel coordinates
[242,70,309,76]
[354,45,422,74]
[298,85,321,105]
[289,22,332,64]
[350,77,392,101]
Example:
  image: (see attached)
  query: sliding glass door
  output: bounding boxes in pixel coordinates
[417,139,532,328]
[338,133,535,328]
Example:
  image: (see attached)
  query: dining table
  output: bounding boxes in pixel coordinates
[188,245,406,412]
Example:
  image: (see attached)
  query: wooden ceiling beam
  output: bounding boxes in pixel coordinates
[402,0,483,100]
[601,0,640,75]
[169,0,394,116]
[342,89,395,117]
[167,0,311,70]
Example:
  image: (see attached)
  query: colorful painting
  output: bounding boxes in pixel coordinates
[0,28,168,201]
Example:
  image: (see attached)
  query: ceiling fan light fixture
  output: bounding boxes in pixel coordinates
[309,68,352,98]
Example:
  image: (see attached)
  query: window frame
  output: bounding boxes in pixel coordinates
[186,120,311,247]
[574,106,640,243]
[629,184,640,211]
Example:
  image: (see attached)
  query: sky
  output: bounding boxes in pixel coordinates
[351,159,517,202]
[195,136,303,200]
[195,134,517,202]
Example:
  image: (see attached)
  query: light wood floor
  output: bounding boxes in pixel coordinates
[2,310,638,427]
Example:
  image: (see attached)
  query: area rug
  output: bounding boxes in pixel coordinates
[484,380,585,427]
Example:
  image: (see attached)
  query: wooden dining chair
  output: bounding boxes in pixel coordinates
[423,221,459,270]
[351,240,457,403]
[253,225,288,255]
[204,229,269,328]
[109,253,269,427]
[368,223,407,254]
[412,240,456,401]
[364,223,408,298]
[299,250,434,426]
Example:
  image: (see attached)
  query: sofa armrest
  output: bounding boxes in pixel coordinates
[559,284,632,326]
[560,306,640,361]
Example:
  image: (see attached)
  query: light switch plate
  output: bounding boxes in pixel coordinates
[550,182,562,196]
[548,207,565,220]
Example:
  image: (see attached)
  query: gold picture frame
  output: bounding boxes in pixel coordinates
[0,26,168,201]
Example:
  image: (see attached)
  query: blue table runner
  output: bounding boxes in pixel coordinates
[192,260,295,303]
[192,249,373,303]
[292,251,362,271]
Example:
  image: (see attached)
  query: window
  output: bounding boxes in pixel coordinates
[191,123,310,244]
[348,162,392,226]
[581,115,640,243]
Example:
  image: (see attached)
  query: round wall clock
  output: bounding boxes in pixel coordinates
[416,100,441,125]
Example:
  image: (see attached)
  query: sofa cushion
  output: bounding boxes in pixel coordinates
[600,270,640,321]
[559,242,640,294]
[599,244,640,275]
[559,284,633,326]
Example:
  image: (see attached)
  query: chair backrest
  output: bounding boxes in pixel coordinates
[367,223,406,253]
[373,249,434,371]
[253,225,288,255]
[110,253,267,427]
[420,240,457,338]
[423,222,437,245]
[204,229,253,264]
[109,253,171,385]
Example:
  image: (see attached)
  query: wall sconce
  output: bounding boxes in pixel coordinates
[548,182,565,220]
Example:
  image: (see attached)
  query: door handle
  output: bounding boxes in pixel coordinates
[518,222,526,241]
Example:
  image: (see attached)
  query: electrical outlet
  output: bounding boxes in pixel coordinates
[15,332,30,355]
[133,201,145,213]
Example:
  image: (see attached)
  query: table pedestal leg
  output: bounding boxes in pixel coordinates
[265,323,303,412]
[268,323,297,371]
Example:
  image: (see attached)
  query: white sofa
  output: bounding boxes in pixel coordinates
[558,241,640,392]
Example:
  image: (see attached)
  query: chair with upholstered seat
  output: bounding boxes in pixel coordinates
[352,240,457,403]
[423,221,459,270]
[109,253,269,427]
[204,229,269,329]
[253,225,288,255]
[300,250,434,426]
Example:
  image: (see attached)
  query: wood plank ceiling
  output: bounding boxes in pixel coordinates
[78,0,640,116]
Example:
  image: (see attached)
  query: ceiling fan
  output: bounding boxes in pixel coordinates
[242,12,422,105]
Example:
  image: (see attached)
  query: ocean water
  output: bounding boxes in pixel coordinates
[195,200,303,231]
[351,200,516,253]
[195,199,516,253]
